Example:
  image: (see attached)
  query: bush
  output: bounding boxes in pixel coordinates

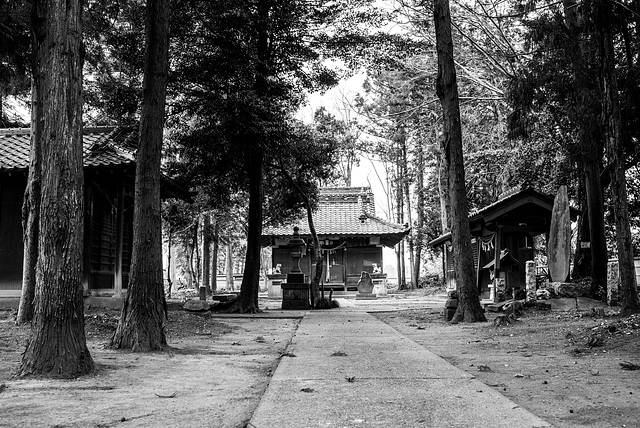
[314,298,339,309]
[418,273,443,289]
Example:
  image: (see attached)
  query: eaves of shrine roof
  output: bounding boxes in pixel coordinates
[263,186,409,247]
[0,126,137,172]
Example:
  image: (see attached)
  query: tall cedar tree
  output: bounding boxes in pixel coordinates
[167,0,383,312]
[597,1,640,315]
[18,0,94,377]
[562,0,608,296]
[229,2,270,313]
[433,0,486,322]
[111,0,170,350]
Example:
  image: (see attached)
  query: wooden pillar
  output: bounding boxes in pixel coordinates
[493,227,502,303]
[475,238,482,296]
[83,183,93,293]
[113,176,125,297]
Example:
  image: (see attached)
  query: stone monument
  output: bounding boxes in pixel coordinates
[356,271,377,300]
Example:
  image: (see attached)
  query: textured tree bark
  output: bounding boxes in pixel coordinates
[598,4,640,315]
[437,137,450,233]
[18,0,94,377]
[395,159,406,289]
[433,0,486,323]
[412,143,425,287]
[563,0,608,298]
[231,146,264,313]
[400,135,416,289]
[17,81,41,324]
[202,213,211,295]
[225,242,234,290]
[571,171,593,280]
[111,0,169,351]
[211,219,219,292]
[228,3,270,313]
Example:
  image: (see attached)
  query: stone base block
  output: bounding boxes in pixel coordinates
[444,307,456,321]
[183,299,210,312]
[211,293,238,302]
[281,283,310,310]
[355,294,377,300]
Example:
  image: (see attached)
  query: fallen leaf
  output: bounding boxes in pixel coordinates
[154,392,177,399]
[620,361,640,370]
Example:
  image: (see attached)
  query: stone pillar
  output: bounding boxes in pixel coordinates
[525,261,536,302]
[607,260,619,306]
[267,274,285,299]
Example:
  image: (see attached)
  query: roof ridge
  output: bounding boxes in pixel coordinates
[0,128,29,135]
[0,126,121,136]
[364,212,408,230]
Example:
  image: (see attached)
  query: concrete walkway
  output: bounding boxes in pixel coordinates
[249,309,551,428]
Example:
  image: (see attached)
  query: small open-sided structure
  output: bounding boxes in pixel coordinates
[0,126,191,298]
[429,186,579,301]
[262,187,409,296]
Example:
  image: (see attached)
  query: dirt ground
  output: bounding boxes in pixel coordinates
[372,297,640,428]
[0,304,301,428]
[2,296,640,427]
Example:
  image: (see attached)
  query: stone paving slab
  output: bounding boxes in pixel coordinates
[249,310,551,428]
[250,378,548,428]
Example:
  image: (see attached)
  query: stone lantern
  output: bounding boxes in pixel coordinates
[287,226,306,280]
[281,226,310,310]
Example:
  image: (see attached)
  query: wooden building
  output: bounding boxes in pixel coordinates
[0,126,190,298]
[261,187,409,296]
[429,186,579,301]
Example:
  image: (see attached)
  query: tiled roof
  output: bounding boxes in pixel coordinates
[264,187,409,246]
[429,186,581,247]
[0,126,137,172]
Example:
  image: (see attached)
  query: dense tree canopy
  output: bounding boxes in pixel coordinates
[4,0,640,331]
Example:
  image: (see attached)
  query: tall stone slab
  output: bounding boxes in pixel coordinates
[548,185,571,282]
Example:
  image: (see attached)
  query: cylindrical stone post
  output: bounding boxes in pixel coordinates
[525,261,536,302]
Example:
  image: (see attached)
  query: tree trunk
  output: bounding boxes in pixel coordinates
[211,218,219,292]
[433,0,486,323]
[412,143,425,287]
[226,242,234,291]
[229,146,264,313]
[437,134,450,232]
[17,81,42,325]
[563,0,608,298]
[571,169,593,280]
[395,161,406,289]
[227,3,270,313]
[400,132,416,289]
[598,4,640,315]
[166,228,173,298]
[111,0,169,351]
[202,213,211,296]
[191,221,200,288]
[18,0,94,377]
